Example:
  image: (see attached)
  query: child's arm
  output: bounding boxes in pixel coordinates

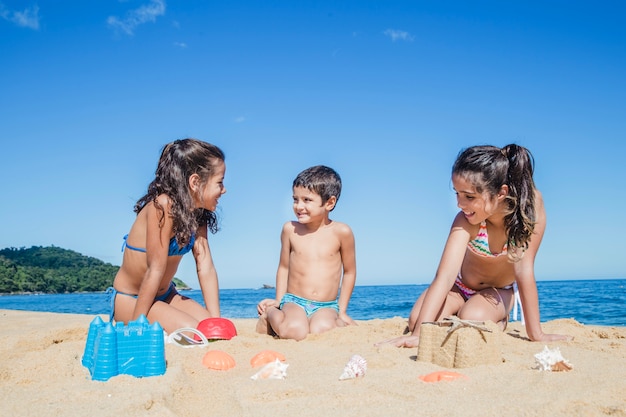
[132,198,173,320]
[515,192,571,342]
[411,213,469,334]
[256,223,291,315]
[274,222,291,303]
[337,224,357,325]
[377,213,468,347]
[193,227,220,317]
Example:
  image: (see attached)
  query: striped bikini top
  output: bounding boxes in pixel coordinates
[467,221,508,258]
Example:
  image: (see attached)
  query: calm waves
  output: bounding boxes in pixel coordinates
[0,279,624,327]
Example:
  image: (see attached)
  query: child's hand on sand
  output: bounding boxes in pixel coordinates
[256,299,277,316]
[534,332,574,342]
[339,311,357,326]
[375,335,420,348]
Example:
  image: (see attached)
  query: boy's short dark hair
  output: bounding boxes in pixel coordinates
[293,165,342,207]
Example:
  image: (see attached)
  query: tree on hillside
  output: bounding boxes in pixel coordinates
[0,246,190,294]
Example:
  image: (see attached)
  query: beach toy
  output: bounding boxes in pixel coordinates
[166,327,210,348]
[251,358,289,380]
[250,350,286,368]
[419,370,468,383]
[195,318,238,341]
[339,354,367,380]
[82,315,166,381]
[202,350,236,370]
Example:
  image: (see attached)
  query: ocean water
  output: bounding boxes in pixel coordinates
[0,279,624,327]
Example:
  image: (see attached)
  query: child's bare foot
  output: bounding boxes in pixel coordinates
[255,313,269,334]
[255,312,278,337]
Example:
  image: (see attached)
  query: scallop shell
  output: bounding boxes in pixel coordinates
[534,346,573,372]
[419,371,468,383]
[339,354,367,380]
[250,350,286,368]
[250,358,289,380]
[202,350,236,371]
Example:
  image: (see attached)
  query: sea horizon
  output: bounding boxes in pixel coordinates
[0,278,624,327]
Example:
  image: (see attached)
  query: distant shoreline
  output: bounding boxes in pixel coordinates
[2,277,624,295]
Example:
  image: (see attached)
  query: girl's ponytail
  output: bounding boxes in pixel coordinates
[501,144,537,258]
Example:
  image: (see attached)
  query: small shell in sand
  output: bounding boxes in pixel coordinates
[534,346,573,372]
[419,371,468,383]
[251,358,289,380]
[250,350,286,368]
[202,350,236,371]
[339,354,367,380]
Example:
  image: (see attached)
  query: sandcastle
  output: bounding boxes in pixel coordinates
[417,317,503,368]
[81,315,166,381]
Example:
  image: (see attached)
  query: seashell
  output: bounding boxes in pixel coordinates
[202,350,236,370]
[195,318,238,341]
[534,346,573,372]
[339,354,367,380]
[419,370,468,383]
[551,361,573,372]
[251,358,289,380]
[250,350,286,368]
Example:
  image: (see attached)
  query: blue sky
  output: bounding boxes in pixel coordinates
[1,0,624,289]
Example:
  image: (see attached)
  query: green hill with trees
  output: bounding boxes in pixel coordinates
[0,246,189,294]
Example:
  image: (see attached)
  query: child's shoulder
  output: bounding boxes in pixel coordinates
[330,219,350,228]
[283,220,298,229]
[137,194,172,215]
[451,211,479,235]
[281,221,300,234]
[140,193,173,208]
[329,220,353,236]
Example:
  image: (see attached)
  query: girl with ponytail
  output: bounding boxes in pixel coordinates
[380,144,571,348]
[110,138,227,334]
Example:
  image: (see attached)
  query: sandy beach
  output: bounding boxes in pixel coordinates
[1,309,624,417]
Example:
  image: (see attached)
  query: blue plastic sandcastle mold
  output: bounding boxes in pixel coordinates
[82,315,166,381]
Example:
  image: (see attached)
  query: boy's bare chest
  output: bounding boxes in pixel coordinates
[290,233,340,258]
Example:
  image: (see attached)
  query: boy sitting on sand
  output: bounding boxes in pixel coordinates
[256,165,357,340]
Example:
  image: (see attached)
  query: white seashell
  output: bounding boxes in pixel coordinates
[251,358,289,380]
[339,354,367,380]
[534,346,573,372]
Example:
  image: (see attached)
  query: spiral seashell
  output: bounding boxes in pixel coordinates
[339,354,367,380]
[251,358,289,380]
[534,346,573,372]
[250,350,286,368]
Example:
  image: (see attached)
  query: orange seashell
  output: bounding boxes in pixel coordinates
[419,371,468,383]
[202,350,236,370]
[250,350,286,368]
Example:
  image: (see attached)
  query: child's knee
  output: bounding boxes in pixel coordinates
[458,309,489,322]
[280,323,308,341]
[458,303,505,324]
[309,311,339,334]
[273,317,308,340]
[309,320,335,335]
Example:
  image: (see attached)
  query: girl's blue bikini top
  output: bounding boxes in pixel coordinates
[122,234,196,257]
